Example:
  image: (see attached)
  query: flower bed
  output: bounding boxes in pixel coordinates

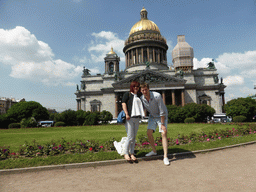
[1,123,256,160]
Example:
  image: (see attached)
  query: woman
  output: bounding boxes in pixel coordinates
[122,81,145,162]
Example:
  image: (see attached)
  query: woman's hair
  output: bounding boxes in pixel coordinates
[130,81,140,93]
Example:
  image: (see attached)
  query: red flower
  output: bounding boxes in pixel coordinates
[59,145,62,147]
[89,147,93,151]
[99,146,103,148]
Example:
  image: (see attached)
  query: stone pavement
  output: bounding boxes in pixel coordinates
[1,143,256,192]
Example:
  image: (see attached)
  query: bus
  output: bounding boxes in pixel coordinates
[38,120,55,127]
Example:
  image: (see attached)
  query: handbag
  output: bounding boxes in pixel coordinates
[117,110,126,123]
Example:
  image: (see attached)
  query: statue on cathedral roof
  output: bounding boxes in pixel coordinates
[207,59,216,69]
[83,66,91,76]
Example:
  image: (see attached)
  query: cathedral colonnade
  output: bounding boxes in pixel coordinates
[125,46,167,67]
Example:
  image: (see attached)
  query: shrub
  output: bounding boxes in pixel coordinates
[99,110,113,124]
[55,122,66,127]
[8,123,21,129]
[20,117,37,128]
[224,97,256,122]
[184,117,195,123]
[166,103,215,123]
[233,116,246,122]
[83,112,99,125]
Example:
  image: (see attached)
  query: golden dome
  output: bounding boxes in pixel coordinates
[129,7,160,36]
[108,47,116,54]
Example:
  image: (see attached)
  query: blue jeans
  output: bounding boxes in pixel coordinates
[124,117,140,155]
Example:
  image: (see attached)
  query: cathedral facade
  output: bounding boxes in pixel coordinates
[75,8,226,118]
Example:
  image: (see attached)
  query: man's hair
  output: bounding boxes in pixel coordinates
[140,82,149,89]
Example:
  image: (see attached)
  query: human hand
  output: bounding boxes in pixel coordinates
[161,124,167,132]
[126,114,130,120]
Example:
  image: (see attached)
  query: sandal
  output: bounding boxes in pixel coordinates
[124,154,133,163]
[130,154,138,163]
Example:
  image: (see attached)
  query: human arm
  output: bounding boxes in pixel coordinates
[122,102,130,120]
[122,92,131,120]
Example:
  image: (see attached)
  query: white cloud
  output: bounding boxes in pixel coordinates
[193,58,212,69]
[0,26,82,86]
[240,69,256,79]
[223,75,244,86]
[216,50,256,69]
[88,31,125,63]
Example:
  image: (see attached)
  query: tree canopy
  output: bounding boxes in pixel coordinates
[6,101,49,123]
[224,97,256,121]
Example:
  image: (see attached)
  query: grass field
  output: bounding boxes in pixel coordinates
[0,123,242,152]
[1,123,256,169]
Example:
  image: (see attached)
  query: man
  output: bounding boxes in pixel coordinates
[140,83,170,165]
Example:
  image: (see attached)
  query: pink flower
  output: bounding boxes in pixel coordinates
[100,146,103,148]
[142,142,150,146]
[218,137,221,140]
[207,138,210,141]
[59,145,62,147]
[189,140,191,143]
[154,143,157,146]
[175,139,179,145]
[249,132,252,134]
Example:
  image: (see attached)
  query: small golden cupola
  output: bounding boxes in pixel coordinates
[123,7,168,72]
[104,47,120,74]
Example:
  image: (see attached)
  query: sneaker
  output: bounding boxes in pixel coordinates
[163,157,170,166]
[145,151,157,157]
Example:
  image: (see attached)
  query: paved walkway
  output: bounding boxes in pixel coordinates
[1,144,256,192]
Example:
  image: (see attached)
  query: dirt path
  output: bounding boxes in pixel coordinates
[1,144,256,192]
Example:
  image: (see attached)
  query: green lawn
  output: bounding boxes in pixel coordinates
[0,123,237,152]
[1,123,256,169]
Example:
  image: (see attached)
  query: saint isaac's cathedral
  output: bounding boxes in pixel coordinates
[75,7,226,118]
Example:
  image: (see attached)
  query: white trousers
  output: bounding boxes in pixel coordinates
[123,117,140,155]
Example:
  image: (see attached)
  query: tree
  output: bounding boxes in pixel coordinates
[99,110,113,124]
[166,103,215,123]
[224,97,256,122]
[0,114,10,129]
[76,110,88,125]
[180,103,215,122]
[59,109,77,126]
[6,101,49,123]
[166,105,183,123]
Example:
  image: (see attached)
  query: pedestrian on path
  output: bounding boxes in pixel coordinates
[140,82,170,165]
[122,81,145,163]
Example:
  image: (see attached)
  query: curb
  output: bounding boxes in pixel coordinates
[1,141,256,175]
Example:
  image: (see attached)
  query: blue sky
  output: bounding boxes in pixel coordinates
[0,0,255,112]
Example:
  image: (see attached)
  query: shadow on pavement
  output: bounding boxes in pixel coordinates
[135,148,196,163]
